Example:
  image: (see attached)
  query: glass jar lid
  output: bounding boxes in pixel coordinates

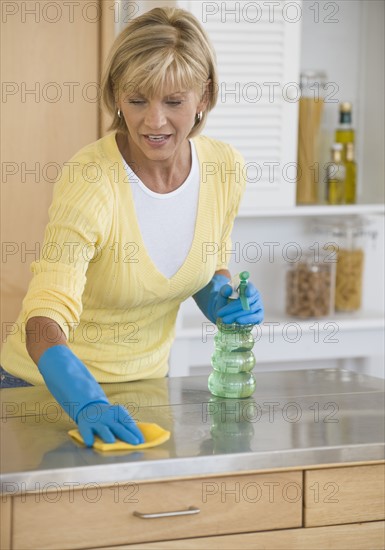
[286,250,335,271]
[300,70,327,98]
[312,216,369,238]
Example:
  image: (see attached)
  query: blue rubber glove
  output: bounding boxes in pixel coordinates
[38,345,144,447]
[193,275,264,325]
[217,281,264,325]
[193,274,232,324]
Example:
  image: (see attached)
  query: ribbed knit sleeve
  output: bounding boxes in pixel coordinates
[20,159,113,340]
[216,145,247,271]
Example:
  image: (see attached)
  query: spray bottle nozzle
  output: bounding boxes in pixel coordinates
[228,271,250,311]
[239,271,250,311]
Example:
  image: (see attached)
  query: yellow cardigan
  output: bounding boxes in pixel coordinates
[1,132,246,384]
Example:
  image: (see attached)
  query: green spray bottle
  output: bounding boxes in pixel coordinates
[208,271,256,398]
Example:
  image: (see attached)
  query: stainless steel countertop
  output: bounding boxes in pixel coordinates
[1,369,384,494]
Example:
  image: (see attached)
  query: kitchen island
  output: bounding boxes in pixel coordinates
[1,369,384,549]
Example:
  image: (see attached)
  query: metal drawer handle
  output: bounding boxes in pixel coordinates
[133,506,200,519]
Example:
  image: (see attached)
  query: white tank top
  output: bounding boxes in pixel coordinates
[121,140,200,278]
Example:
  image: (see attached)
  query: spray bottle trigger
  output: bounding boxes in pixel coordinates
[228,271,250,311]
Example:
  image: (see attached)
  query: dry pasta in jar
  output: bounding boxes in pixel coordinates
[312,217,367,313]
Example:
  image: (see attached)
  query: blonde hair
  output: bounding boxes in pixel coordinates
[101,7,218,138]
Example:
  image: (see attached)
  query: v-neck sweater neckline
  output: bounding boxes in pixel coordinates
[101,131,214,293]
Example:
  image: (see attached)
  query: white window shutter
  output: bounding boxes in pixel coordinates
[178,0,302,211]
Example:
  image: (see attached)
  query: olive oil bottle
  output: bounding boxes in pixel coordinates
[326,143,346,205]
[344,142,357,203]
[335,102,355,153]
[335,103,357,204]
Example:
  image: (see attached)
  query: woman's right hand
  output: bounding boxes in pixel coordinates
[36,343,144,447]
[26,318,144,447]
[77,402,144,447]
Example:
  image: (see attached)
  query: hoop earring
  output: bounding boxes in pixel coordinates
[117,108,122,119]
[196,111,202,123]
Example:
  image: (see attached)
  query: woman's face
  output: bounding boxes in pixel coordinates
[118,83,206,163]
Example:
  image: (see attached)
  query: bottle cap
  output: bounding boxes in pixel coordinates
[330,143,343,165]
[340,102,352,113]
[331,143,343,151]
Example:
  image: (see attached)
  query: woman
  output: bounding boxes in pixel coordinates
[1,7,264,445]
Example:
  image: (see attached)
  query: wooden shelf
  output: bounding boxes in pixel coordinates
[237,203,385,218]
[172,311,384,373]
[176,311,385,339]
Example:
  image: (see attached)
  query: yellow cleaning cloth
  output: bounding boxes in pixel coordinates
[68,422,170,451]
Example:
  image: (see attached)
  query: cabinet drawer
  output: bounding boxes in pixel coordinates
[304,464,385,526]
[13,472,302,550]
[94,521,385,549]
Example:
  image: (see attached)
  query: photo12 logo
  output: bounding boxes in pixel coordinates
[200,1,340,25]
[1,2,140,24]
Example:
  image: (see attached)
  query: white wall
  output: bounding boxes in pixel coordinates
[359,0,385,203]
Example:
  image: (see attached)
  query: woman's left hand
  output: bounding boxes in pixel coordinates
[217,282,264,325]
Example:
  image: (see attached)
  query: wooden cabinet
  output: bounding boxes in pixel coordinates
[2,462,384,550]
[0,497,12,550]
[11,472,302,550]
[0,0,115,341]
[304,464,385,526]
[96,522,385,549]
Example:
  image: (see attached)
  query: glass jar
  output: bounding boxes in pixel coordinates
[312,218,367,312]
[285,252,336,318]
[296,70,327,204]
